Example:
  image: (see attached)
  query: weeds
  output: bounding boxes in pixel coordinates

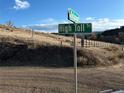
[104,46,120,52]
[117,52,124,59]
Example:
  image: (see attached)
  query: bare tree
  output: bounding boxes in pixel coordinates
[6,20,13,27]
[5,20,14,32]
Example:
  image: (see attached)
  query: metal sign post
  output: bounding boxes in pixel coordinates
[68,8,79,93]
[74,23,78,93]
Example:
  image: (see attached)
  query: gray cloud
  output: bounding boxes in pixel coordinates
[23,24,58,32]
[85,17,124,31]
[22,18,67,32]
[28,24,58,32]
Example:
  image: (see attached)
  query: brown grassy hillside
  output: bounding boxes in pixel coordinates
[0,26,123,67]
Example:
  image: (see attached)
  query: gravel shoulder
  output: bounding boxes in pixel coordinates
[0,65,124,93]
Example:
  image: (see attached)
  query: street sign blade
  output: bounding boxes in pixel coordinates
[83,23,92,33]
[59,24,75,33]
[68,8,80,23]
[58,23,92,33]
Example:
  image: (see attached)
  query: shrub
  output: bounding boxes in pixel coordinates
[117,52,124,59]
[77,49,99,66]
[104,46,120,51]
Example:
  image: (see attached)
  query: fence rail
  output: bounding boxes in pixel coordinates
[83,39,124,50]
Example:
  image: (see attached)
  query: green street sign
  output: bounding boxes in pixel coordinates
[68,8,80,23]
[83,23,92,33]
[58,23,92,33]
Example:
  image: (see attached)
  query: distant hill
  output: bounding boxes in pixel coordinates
[87,26,124,44]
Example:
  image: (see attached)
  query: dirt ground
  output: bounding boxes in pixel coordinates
[0,64,124,93]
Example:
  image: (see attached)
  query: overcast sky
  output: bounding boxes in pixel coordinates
[0,0,124,32]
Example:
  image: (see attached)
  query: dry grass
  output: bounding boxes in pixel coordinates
[118,52,124,59]
[77,49,99,66]
[85,47,124,66]
[0,27,83,48]
[103,46,120,52]
[0,29,75,46]
[0,42,123,67]
[0,26,123,67]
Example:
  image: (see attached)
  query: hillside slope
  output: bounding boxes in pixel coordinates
[0,27,123,67]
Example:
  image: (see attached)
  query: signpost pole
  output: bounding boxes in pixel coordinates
[74,23,78,93]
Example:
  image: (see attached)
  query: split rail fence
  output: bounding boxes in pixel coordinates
[75,39,124,50]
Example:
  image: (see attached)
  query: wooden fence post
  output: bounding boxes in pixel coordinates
[81,38,84,47]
